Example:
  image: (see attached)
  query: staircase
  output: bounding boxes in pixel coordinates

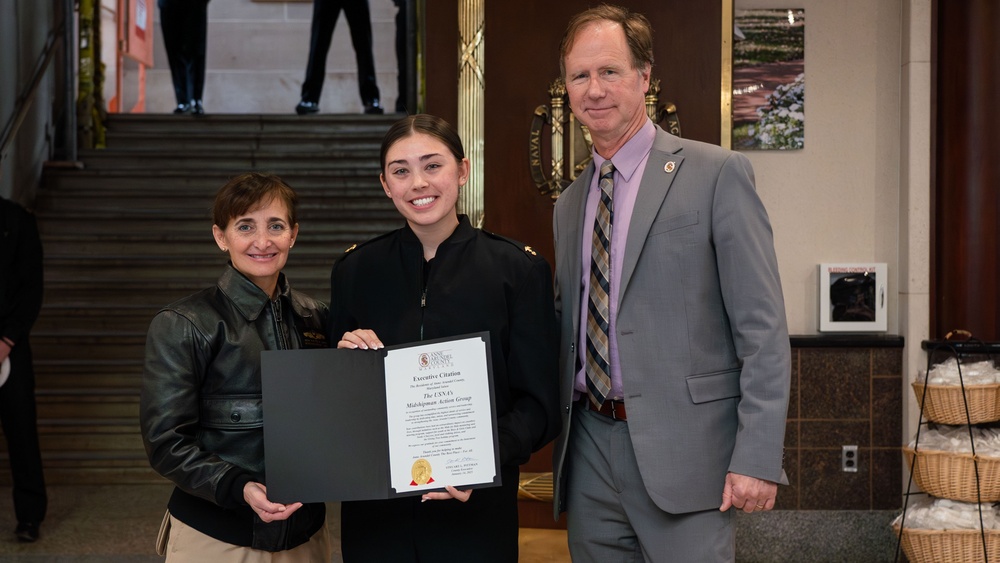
[5,114,400,484]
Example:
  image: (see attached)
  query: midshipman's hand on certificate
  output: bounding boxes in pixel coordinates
[338,328,385,350]
[421,485,472,503]
[338,328,476,503]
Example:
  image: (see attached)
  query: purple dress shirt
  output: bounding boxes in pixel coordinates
[574,120,656,401]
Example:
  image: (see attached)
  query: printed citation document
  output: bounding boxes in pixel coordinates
[260,332,500,503]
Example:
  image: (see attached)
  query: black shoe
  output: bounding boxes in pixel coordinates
[296,100,319,115]
[364,99,384,115]
[191,100,205,116]
[15,522,39,543]
[173,103,191,114]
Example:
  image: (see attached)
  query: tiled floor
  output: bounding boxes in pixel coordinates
[0,484,570,562]
[0,484,905,562]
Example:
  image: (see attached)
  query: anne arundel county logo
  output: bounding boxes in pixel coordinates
[418,350,454,370]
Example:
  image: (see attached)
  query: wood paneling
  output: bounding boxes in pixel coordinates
[932,1,1000,339]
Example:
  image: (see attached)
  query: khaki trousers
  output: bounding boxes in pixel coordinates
[162,513,332,563]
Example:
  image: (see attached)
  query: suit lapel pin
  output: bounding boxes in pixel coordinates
[664,161,676,174]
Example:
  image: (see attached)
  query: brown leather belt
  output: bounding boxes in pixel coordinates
[581,398,627,421]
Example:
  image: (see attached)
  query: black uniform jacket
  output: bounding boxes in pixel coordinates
[140,265,328,551]
[329,216,560,467]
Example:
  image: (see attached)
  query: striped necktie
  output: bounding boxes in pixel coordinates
[585,160,615,407]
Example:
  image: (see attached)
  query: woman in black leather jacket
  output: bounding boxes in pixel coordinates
[330,115,560,562]
[140,172,331,561]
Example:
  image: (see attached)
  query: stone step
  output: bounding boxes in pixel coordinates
[36,235,368,257]
[38,222,397,243]
[101,113,396,136]
[34,195,393,216]
[74,151,383,172]
[33,369,142,388]
[34,321,152,335]
[40,175,386,198]
[42,167,386,190]
[103,131,384,153]
[0,465,163,486]
[0,429,144,454]
[41,245,347,263]
[38,292,329,312]
[36,284,330,306]
[39,170,389,199]
[37,223,363,243]
[40,261,334,281]
[36,220,395,241]
[34,357,142,370]
[40,262,333,282]
[34,395,139,420]
[31,346,146,362]
[34,305,158,333]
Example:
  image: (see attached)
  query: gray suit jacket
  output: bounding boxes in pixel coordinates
[551,126,790,517]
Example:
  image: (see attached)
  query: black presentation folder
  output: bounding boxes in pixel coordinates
[260,332,499,504]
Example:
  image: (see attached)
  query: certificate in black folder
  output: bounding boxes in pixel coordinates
[260,332,500,503]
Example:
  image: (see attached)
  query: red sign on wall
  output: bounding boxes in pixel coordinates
[122,0,154,67]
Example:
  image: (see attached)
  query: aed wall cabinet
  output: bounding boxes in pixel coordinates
[818,263,888,333]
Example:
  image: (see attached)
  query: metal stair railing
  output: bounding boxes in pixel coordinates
[0,0,77,182]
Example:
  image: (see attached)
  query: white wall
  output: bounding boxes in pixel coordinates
[739,0,932,484]
[735,0,907,337]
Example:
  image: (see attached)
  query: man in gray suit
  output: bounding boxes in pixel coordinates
[551,5,790,561]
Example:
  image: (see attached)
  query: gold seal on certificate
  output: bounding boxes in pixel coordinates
[411,458,434,486]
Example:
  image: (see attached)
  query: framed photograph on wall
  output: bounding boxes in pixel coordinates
[731,8,805,150]
[818,263,887,332]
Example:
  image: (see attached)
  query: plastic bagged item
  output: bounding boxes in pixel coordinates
[893,497,1000,530]
[909,425,1000,458]
[916,357,1000,385]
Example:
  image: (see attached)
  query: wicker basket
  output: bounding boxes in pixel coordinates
[893,524,1000,563]
[903,447,1000,502]
[912,382,1000,425]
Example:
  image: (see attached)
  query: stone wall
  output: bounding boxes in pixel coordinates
[780,337,904,511]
